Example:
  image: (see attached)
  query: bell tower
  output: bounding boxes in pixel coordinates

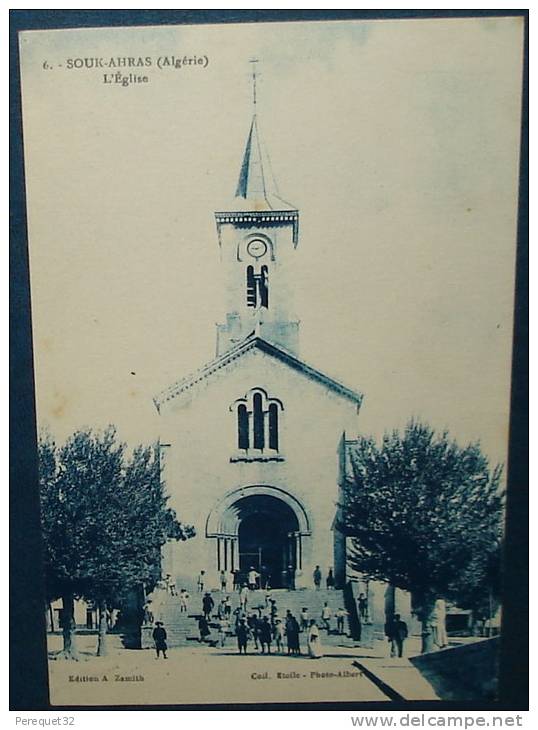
[215,61,300,356]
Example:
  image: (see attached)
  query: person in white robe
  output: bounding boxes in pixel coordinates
[307,619,323,659]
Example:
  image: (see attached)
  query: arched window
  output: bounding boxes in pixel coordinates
[253,392,264,449]
[268,402,279,451]
[246,265,269,309]
[232,389,283,453]
[246,266,256,307]
[237,404,249,450]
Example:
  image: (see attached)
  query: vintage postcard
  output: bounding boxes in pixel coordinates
[17,15,524,707]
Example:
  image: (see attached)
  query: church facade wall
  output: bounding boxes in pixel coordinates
[158,346,360,592]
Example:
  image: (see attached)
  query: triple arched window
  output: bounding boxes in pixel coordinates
[233,388,283,452]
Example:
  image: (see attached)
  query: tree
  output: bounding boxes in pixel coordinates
[39,431,80,659]
[448,541,502,635]
[339,420,503,653]
[38,428,194,659]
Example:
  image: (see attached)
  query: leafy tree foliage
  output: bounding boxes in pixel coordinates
[448,541,502,632]
[340,421,503,652]
[38,427,194,659]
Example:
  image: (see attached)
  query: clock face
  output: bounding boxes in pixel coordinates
[247,238,268,259]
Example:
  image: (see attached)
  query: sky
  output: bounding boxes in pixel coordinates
[19,17,524,469]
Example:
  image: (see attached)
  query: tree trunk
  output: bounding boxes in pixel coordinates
[419,598,437,654]
[97,599,108,657]
[61,594,79,660]
[470,612,477,637]
[49,603,55,633]
[487,589,493,637]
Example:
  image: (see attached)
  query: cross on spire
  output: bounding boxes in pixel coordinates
[232,60,296,213]
[249,57,259,109]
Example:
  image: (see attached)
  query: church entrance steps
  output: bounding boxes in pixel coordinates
[142,587,368,648]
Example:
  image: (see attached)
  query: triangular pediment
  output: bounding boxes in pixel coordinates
[153,335,363,412]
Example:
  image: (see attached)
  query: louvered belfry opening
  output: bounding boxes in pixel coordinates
[246,264,269,309]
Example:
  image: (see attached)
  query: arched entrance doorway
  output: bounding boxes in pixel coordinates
[206,485,310,589]
[236,495,299,588]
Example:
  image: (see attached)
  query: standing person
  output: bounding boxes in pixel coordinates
[220,570,228,592]
[286,564,295,591]
[202,592,214,620]
[236,618,249,655]
[224,595,232,619]
[336,607,348,635]
[285,611,294,654]
[307,619,323,659]
[179,589,190,614]
[432,599,448,649]
[198,615,210,643]
[274,618,285,653]
[239,584,249,611]
[197,570,206,592]
[247,566,260,590]
[143,602,154,626]
[385,613,408,658]
[358,593,368,621]
[313,565,322,590]
[232,569,240,591]
[269,599,278,626]
[217,598,227,620]
[260,564,269,590]
[248,613,260,651]
[293,617,301,655]
[259,616,272,654]
[286,611,301,655]
[218,617,229,648]
[152,621,168,659]
[300,607,309,632]
[321,602,332,632]
[233,606,244,632]
[326,568,335,590]
[264,588,272,608]
[84,609,92,630]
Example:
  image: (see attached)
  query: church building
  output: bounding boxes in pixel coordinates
[154,81,364,592]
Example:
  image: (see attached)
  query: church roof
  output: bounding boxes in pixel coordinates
[223,114,297,213]
[153,334,363,411]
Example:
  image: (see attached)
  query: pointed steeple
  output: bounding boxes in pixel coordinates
[214,63,301,356]
[230,61,296,212]
[235,115,267,200]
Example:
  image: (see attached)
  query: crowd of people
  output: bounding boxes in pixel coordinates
[191,565,339,594]
[193,587,347,658]
[230,609,324,658]
[147,570,454,661]
[149,566,360,659]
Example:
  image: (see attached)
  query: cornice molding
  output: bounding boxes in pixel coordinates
[153,335,363,412]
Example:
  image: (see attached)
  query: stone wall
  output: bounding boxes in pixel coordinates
[410,637,500,701]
